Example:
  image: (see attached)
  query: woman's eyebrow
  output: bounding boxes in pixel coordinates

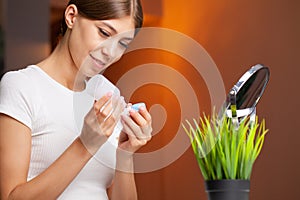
[102,22,118,34]
[122,37,134,41]
[102,22,134,39]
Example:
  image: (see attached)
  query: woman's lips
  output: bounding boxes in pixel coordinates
[90,54,106,70]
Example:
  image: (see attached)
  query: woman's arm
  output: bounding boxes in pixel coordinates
[107,153,137,200]
[108,106,152,200]
[0,114,92,200]
[0,93,122,200]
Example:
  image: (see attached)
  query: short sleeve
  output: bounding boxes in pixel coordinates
[0,71,36,129]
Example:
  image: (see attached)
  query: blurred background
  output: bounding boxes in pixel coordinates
[1,0,299,199]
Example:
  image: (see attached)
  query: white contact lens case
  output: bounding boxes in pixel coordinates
[131,102,146,111]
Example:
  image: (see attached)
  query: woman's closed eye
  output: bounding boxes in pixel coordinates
[119,38,133,49]
[119,40,130,49]
[98,28,111,38]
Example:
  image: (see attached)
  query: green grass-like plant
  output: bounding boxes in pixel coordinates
[183,113,268,180]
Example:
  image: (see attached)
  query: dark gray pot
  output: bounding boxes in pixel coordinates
[205,179,250,200]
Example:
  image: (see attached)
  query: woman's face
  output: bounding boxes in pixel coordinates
[68,10,135,77]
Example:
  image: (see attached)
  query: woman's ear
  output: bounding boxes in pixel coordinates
[64,4,78,29]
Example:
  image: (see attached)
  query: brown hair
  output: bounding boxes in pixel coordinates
[61,0,143,35]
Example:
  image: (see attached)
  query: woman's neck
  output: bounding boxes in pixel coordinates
[37,39,86,91]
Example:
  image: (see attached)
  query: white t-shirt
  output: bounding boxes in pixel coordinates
[0,65,119,199]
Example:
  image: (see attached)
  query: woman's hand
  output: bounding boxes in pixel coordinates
[79,92,125,155]
[118,105,152,153]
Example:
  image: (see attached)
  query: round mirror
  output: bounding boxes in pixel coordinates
[220,64,270,123]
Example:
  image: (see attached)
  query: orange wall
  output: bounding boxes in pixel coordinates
[2,0,298,199]
[105,0,300,199]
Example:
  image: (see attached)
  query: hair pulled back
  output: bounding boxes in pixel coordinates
[61,0,143,35]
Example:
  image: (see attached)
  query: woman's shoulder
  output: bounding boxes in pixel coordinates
[1,65,39,89]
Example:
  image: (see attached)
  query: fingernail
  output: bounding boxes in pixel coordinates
[106,91,113,97]
[130,109,137,114]
[140,106,146,111]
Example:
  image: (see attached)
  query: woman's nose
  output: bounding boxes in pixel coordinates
[101,46,111,62]
[101,39,124,63]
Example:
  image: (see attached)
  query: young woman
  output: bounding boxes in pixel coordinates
[0,0,152,199]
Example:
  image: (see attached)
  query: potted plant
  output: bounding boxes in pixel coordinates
[183,112,268,200]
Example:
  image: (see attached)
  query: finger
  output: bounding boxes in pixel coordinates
[136,107,152,141]
[129,110,147,127]
[121,115,145,140]
[111,96,125,118]
[138,106,152,123]
[85,99,110,125]
[97,94,124,122]
[94,92,113,114]
[99,108,120,137]
[100,117,117,137]
[100,97,125,130]
[102,99,113,116]
[140,125,153,141]
[120,123,147,146]
[96,99,113,123]
[120,116,135,136]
